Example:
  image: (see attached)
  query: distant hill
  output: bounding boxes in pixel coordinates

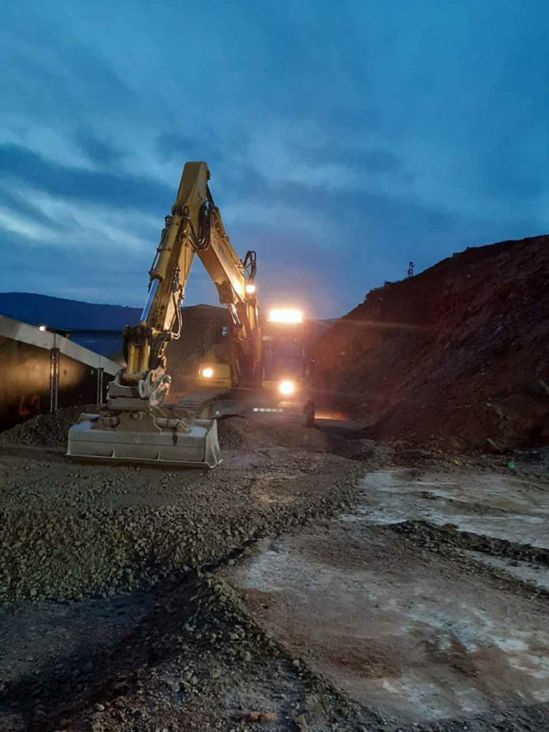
[0,292,141,331]
[0,292,225,359]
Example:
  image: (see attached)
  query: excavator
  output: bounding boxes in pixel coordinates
[67,162,314,468]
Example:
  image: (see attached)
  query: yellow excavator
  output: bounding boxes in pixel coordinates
[67,162,314,468]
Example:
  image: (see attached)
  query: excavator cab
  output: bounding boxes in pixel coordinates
[195,307,315,426]
[196,325,233,388]
[257,308,315,425]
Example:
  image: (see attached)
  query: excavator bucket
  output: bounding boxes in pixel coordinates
[67,412,222,468]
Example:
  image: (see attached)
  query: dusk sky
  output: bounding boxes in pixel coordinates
[1,0,548,318]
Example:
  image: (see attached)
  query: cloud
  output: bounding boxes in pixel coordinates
[0,143,171,213]
[74,130,124,166]
[156,133,209,162]
[0,0,548,319]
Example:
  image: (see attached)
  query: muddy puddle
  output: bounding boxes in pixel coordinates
[224,469,549,724]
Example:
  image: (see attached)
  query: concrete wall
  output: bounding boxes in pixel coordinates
[0,316,120,430]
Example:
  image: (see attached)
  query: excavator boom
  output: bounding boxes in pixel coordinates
[67,162,259,468]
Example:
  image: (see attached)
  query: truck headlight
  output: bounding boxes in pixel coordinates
[278,379,295,396]
[200,367,214,379]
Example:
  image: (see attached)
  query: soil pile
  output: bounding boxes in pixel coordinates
[314,235,549,451]
[0,405,96,448]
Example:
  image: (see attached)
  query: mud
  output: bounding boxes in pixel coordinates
[225,467,549,729]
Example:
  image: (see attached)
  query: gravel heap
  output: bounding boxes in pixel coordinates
[0,405,95,448]
[1,409,326,452]
[0,442,362,603]
[217,416,330,451]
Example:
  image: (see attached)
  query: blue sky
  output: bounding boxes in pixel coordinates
[1,0,548,318]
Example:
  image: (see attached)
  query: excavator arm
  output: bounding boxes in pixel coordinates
[67,161,259,467]
[122,161,260,404]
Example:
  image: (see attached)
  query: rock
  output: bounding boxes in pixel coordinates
[244,711,278,723]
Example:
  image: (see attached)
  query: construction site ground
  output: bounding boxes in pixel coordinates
[0,412,548,731]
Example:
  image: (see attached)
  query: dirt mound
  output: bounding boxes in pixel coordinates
[0,405,95,448]
[314,235,549,451]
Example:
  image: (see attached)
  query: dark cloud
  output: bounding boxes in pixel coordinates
[296,142,407,177]
[0,144,171,213]
[0,185,65,231]
[156,133,204,161]
[74,130,123,166]
[0,7,134,124]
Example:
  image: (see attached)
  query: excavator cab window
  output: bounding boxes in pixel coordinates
[263,336,304,380]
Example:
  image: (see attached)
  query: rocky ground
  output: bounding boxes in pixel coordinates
[0,410,548,731]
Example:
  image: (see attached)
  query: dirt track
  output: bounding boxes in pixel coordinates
[0,411,548,730]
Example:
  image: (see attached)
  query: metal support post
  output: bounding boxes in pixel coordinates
[49,347,59,413]
[96,367,104,406]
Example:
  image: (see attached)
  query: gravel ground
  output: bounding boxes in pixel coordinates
[0,446,362,602]
[0,406,97,448]
[0,409,369,730]
[1,408,547,730]
[1,572,377,732]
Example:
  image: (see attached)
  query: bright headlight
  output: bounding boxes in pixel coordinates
[268,308,303,324]
[201,367,214,379]
[278,379,295,396]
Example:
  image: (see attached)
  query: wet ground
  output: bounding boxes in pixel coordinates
[225,468,549,727]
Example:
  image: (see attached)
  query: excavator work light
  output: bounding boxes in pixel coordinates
[268,308,303,324]
[278,379,296,396]
[200,367,214,379]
